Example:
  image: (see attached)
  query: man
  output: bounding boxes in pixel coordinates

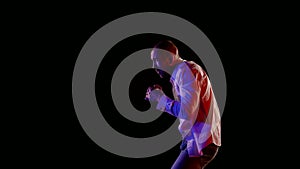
[145,40,221,169]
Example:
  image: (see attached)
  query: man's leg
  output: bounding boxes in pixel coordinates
[171,149,189,169]
[185,144,219,169]
[171,143,219,169]
[198,144,219,168]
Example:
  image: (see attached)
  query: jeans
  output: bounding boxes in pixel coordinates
[171,142,219,169]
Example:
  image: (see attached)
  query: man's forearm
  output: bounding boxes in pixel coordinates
[156,95,180,117]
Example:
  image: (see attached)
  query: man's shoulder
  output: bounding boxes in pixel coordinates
[182,60,206,78]
[184,60,198,68]
[184,60,202,70]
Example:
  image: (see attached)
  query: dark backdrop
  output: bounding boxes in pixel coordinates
[16,5,279,168]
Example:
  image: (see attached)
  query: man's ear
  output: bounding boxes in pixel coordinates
[168,55,175,66]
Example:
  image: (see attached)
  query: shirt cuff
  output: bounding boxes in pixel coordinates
[156,95,174,113]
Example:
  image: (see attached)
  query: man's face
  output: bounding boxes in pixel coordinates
[151,49,172,78]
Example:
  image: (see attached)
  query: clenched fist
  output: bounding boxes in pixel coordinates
[145,84,164,102]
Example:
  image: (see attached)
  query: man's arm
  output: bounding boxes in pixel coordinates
[156,64,201,120]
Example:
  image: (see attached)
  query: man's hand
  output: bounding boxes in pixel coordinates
[145,85,164,102]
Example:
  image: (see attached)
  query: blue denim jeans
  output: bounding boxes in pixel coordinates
[171,143,219,169]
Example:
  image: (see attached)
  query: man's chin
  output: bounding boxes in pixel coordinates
[158,72,170,79]
[155,69,170,79]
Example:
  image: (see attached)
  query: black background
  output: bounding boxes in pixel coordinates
[64,12,236,168]
[10,3,293,168]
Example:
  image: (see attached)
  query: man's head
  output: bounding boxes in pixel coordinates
[151,40,179,77]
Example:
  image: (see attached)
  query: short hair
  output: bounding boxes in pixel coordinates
[153,40,178,56]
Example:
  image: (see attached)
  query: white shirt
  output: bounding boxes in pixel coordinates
[156,59,221,157]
